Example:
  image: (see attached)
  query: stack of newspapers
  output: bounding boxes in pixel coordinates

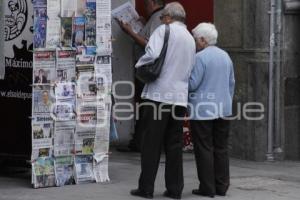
[31,0,112,188]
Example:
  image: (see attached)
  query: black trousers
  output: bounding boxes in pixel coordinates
[190,119,230,195]
[128,78,145,151]
[138,100,186,195]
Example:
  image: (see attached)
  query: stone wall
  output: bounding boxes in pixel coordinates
[214,0,271,161]
[283,11,300,160]
[215,0,300,161]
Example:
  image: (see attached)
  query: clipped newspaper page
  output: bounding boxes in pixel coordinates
[74,155,95,184]
[33,50,56,84]
[32,157,56,188]
[54,156,75,186]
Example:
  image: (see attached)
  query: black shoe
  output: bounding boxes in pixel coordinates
[216,191,226,196]
[130,189,153,199]
[192,189,215,198]
[163,191,181,199]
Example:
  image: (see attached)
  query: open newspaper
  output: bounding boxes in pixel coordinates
[112,1,144,34]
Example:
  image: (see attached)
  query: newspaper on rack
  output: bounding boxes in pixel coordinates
[77,101,97,127]
[96,95,111,127]
[93,139,109,155]
[53,102,76,121]
[85,0,97,46]
[54,156,75,186]
[76,46,96,67]
[61,0,76,17]
[56,49,76,81]
[94,98,111,154]
[46,0,61,48]
[96,18,112,53]
[32,85,55,115]
[55,82,76,101]
[72,17,86,46]
[53,120,76,156]
[74,155,95,184]
[33,50,56,84]
[31,115,54,160]
[112,1,144,34]
[75,102,97,154]
[32,157,56,188]
[33,0,47,49]
[32,147,54,161]
[61,17,73,47]
[94,55,112,95]
[31,115,54,161]
[74,129,95,154]
[61,0,86,17]
[96,0,111,53]
[32,120,53,152]
[77,66,97,100]
[53,82,76,121]
[93,153,110,183]
[96,0,111,16]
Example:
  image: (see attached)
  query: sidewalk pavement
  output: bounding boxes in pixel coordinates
[1,151,300,200]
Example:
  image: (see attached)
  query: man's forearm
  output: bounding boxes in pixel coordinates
[128,31,147,48]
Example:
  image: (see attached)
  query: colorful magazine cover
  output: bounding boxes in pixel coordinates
[54,156,75,186]
[61,17,73,47]
[72,17,85,46]
[85,0,96,46]
[76,46,96,66]
[32,157,56,188]
[33,0,47,8]
[34,17,47,49]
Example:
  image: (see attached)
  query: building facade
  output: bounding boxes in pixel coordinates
[215,0,300,161]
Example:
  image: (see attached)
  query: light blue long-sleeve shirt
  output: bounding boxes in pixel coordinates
[188,46,235,120]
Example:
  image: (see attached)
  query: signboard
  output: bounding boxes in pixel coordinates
[0,0,33,159]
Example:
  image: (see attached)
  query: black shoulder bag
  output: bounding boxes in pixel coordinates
[136,24,170,83]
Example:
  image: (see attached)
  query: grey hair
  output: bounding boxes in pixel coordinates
[162,2,186,23]
[192,23,218,45]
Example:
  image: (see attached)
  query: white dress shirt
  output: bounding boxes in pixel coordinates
[136,22,196,107]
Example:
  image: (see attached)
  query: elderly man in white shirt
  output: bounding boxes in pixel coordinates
[130,2,196,199]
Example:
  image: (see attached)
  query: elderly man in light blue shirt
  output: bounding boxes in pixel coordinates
[188,23,235,198]
[130,2,195,200]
